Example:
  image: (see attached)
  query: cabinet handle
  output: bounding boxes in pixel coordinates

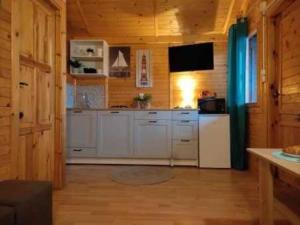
[181,139,191,143]
[110,111,120,114]
[181,120,190,123]
[19,82,29,86]
[149,120,158,123]
[73,110,82,113]
[148,112,157,114]
[73,149,83,152]
[181,112,190,115]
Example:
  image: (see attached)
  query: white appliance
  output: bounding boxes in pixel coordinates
[199,114,231,168]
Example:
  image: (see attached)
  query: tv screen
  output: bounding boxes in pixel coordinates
[169,43,214,72]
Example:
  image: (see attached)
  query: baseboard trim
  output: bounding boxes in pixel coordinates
[66,158,199,167]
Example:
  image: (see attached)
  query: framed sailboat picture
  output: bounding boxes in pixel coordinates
[109,47,130,77]
[136,49,152,88]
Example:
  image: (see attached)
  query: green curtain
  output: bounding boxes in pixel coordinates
[227,18,248,170]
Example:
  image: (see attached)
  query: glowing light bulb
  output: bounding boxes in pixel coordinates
[177,76,196,108]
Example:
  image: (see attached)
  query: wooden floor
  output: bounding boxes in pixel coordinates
[54,165,290,225]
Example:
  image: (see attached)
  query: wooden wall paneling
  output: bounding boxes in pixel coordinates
[107,44,170,108]
[246,0,269,174]
[10,0,20,179]
[170,42,228,108]
[53,0,67,189]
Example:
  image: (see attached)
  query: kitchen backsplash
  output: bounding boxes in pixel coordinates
[67,84,105,109]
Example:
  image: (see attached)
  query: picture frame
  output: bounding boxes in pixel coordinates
[136,49,152,88]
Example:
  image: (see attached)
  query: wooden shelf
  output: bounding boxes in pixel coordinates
[72,56,103,61]
[70,73,108,78]
[70,39,109,76]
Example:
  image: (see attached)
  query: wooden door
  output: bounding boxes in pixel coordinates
[269,0,300,148]
[134,120,171,159]
[17,0,56,181]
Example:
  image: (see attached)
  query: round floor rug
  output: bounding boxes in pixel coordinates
[111,166,175,185]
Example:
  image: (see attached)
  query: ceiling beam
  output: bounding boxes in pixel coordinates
[152,0,158,37]
[68,33,228,44]
[75,0,90,34]
[223,0,236,34]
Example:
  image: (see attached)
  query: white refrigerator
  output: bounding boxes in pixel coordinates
[199,114,231,168]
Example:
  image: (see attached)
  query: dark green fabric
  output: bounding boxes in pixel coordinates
[227,18,248,170]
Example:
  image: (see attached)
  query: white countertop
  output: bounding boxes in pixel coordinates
[67,108,199,112]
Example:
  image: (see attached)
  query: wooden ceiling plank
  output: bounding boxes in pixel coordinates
[223,0,236,34]
[75,0,90,34]
[153,0,158,37]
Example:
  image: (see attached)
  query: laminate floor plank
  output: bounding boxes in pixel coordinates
[54,165,290,225]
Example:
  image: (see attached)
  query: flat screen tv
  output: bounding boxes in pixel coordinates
[169,43,214,72]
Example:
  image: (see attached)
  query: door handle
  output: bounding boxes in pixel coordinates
[180,139,191,143]
[19,82,29,87]
[110,111,120,114]
[73,149,83,152]
[19,112,24,119]
[270,84,280,98]
[149,120,158,123]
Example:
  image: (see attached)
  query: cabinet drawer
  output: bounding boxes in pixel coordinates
[172,140,198,160]
[172,120,198,140]
[68,148,97,158]
[98,110,133,116]
[172,111,198,121]
[134,111,171,120]
[68,110,97,116]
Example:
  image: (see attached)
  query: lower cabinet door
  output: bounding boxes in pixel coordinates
[134,120,172,158]
[97,111,133,158]
[172,140,198,160]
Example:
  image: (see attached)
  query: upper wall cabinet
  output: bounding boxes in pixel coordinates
[69,40,109,77]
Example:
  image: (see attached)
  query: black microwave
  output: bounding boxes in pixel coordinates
[198,98,226,114]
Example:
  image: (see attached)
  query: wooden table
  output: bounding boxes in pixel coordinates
[247,148,300,225]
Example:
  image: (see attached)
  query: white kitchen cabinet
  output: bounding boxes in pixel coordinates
[171,111,198,161]
[134,120,172,159]
[97,111,133,158]
[172,120,198,140]
[172,140,198,159]
[199,115,230,168]
[134,111,171,120]
[172,110,198,121]
[67,110,97,148]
